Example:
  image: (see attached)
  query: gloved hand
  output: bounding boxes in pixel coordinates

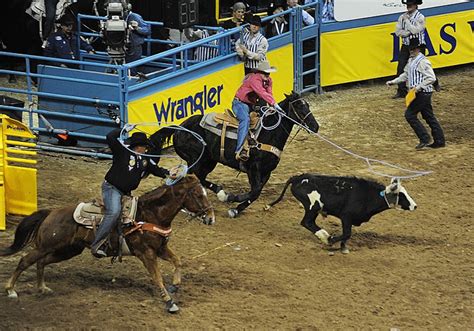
[274,104,283,111]
[123,123,136,132]
[130,21,139,29]
[386,80,394,86]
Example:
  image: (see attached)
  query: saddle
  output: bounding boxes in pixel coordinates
[72,196,138,229]
[214,109,260,129]
[200,110,262,161]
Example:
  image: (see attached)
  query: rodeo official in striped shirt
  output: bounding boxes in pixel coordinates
[235,15,269,75]
[386,38,445,150]
[393,0,426,98]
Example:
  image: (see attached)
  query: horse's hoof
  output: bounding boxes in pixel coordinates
[167,284,179,294]
[217,190,228,202]
[39,286,54,294]
[341,247,350,254]
[166,300,180,313]
[228,209,239,218]
[6,289,18,299]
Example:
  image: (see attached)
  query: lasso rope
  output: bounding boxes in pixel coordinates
[118,123,206,171]
[263,105,432,179]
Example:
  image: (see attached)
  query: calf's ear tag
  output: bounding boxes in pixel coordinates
[379,191,385,197]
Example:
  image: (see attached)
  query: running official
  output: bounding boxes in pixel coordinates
[387,38,445,150]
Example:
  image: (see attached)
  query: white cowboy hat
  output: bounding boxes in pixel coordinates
[256,61,277,73]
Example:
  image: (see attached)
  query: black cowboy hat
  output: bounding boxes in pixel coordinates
[128,132,151,148]
[248,14,262,26]
[408,37,423,50]
[56,15,75,25]
[267,0,286,16]
[402,0,423,5]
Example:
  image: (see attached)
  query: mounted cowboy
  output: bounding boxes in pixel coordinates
[91,125,170,258]
[232,60,283,161]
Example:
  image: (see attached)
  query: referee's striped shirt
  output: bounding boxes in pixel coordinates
[239,30,268,69]
[402,10,425,46]
[194,30,219,62]
[408,53,433,92]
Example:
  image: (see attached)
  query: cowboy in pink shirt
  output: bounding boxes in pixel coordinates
[233,60,282,161]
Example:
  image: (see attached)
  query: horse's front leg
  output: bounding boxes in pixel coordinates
[136,248,179,313]
[227,170,270,218]
[158,245,182,294]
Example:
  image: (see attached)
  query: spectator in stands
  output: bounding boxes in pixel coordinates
[392,0,439,98]
[232,60,283,161]
[286,0,314,26]
[221,2,247,29]
[321,0,335,22]
[235,15,268,75]
[43,15,95,69]
[386,38,445,150]
[125,5,151,76]
[266,1,289,38]
[184,28,220,62]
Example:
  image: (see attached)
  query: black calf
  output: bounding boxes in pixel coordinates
[266,174,417,253]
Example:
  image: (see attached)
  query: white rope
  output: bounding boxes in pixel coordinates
[118,123,206,170]
[260,106,282,131]
[273,108,433,180]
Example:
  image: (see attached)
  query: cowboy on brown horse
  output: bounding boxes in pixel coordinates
[0,174,215,313]
[91,125,170,257]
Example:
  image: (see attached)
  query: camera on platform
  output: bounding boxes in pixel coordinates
[102,0,130,63]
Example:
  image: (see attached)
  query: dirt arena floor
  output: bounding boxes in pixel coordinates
[0,66,472,329]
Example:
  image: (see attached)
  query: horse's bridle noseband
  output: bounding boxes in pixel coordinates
[181,182,213,220]
[288,98,312,129]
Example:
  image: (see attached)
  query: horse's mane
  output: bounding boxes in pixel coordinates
[138,175,199,207]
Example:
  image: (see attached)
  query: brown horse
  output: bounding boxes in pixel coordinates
[0,174,215,313]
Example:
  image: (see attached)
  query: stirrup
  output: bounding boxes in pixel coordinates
[235,149,249,162]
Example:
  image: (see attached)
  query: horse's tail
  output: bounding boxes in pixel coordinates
[149,127,176,154]
[0,209,51,256]
[264,175,299,211]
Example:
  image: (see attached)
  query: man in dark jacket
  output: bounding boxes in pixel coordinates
[43,15,94,68]
[91,125,169,258]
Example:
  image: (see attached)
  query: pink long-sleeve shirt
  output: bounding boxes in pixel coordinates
[235,73,276,106]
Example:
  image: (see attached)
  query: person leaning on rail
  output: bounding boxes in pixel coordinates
[235,14,268,75]
[286,0,314,26]
[386,38,445,151]
[91,125,170,258]
[124,3,151,76]
[43,15,95,69]
[232,60,283,162]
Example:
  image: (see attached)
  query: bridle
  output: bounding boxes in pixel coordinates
[288,98,313,129]
[179,181,213,221]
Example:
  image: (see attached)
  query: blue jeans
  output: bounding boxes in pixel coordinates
[232,99,250,153]
[91,181,123,249]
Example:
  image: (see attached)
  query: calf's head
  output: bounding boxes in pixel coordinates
[383,178,417,211]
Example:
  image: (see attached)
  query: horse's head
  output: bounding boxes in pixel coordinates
[178,175,216,225]
[282,92,319,133]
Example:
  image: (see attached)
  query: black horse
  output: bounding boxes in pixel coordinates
[150,92,319,217]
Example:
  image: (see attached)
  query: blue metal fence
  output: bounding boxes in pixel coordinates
[0,3,320,151]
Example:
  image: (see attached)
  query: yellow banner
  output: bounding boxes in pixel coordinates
[128,44,294,134]
[321,10,474,86]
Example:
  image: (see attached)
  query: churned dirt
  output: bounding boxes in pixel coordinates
[0,65,472,330]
